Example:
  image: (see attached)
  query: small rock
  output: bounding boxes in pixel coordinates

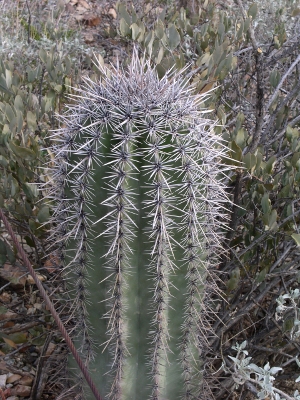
[84,33,94,44]
[6,374,21,384]
[34,303,43,311]
[11,384,31,397]
[26,307,35,316]
[78,0,90,9]
[0,292,11,303]
[7,396,19,400]
[26,274,46,285]
[46,342,56,357]
[0,373,7,388]
[108,8,117,19]
[18,376,33,386]
[76,5,87,13]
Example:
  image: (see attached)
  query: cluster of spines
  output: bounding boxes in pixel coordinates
[47,48,230,400]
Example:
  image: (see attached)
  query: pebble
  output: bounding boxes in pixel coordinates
[11,384,31,397]
[18,375,33,386]
[7,373,21,384]
[0,373,7,387]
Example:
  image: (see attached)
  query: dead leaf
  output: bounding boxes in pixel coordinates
[44,254,59,273]
[80,13,101,26]
[0,264,26,288]
[0,311,17,322]
[3,337,17,348]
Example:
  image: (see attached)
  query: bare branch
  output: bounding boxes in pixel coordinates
[267,54,300,110]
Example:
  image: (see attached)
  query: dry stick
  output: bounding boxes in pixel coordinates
[0,209,103,400]
[235,0,264,154]
[25,0,31,44]
[267,54,300,110]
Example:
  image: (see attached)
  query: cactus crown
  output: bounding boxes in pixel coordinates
[47,48,231,400]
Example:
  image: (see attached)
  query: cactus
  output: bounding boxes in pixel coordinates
[46,49,230,400]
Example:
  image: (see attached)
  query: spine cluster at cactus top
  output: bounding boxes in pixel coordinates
[47,48,230,400]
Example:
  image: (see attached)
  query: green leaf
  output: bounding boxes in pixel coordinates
[268,209,278,230]
[218,23,225,38]
[213,45,223,64]
[261,193,271,214]
[24,235,36,248]
[227,267,240,291]
[248,3,258,19]
[237,20,244,40]
[37,206,50,223]
[244,18,251,32]
[0,75,12,95]
[27,67,38,83]
[235,129,245,147]
[5,104,16,123]
[27,111,37,131]
[155,47,164,64]
[14,95,24,113]
[23,182,38,200]
[0,155,8,167]
[256,268,267,283]
[270,70,280,88]
[265,155,276,174]
[0,306,7,315]
[39,48,48,64]
[230,141,242,162]
[144,31,154,53]
[243,153,256,171]
[0,239,7,265]
[283,317,294,332]
[286,125,299,142]
[119,18,130,37]
[167,24,180,50]
[292,233,300,246]
[155,20,165,40]
[292,8,300,16]
[9,142,36,161]
[5,69,12,89]
[8,332,28,344]
[217,105,226,125]
[117,3,131,26]
[53,85,62,93]
[16,110,23,133]
[130,23,140,40]
[5,242,15,264]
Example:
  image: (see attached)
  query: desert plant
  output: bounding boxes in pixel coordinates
[46,49,231,399]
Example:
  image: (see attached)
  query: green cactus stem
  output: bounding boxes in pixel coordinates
[46,49,230,400]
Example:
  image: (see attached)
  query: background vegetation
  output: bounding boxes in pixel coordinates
[0,0,300,399]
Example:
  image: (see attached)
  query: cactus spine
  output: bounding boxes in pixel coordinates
[47,49,230,400]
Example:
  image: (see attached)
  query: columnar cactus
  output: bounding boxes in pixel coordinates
[47,49,230,400]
